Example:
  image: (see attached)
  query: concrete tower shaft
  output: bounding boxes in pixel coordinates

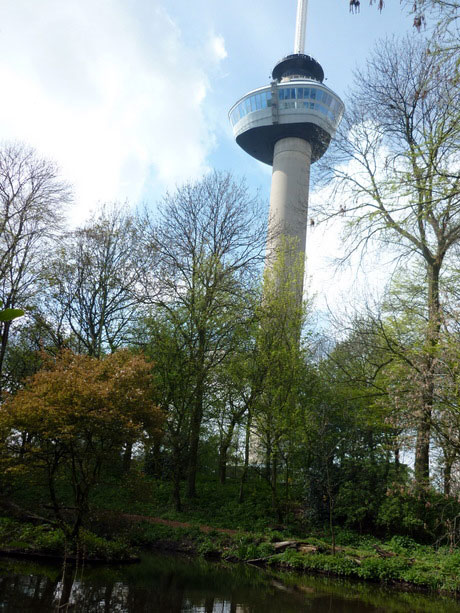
[267,138,311,262]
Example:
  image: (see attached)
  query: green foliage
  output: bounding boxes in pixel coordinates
[334,459,391,529]
[377,486,460,540]
[92,475,278,532]
[331,528,374,548]
[232,539,274,561]
[387,535,420,554]
[357,557,412,581]
[278,550,360,576]
[0,350,163,540]
[0,307,24,322]
[177,478,275,531]
[273,536,460,592]
[0,518,65,554]
[127,522,189,548]
[0,517,128,561]
[78,530,129,561]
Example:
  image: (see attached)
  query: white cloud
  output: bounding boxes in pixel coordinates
[209,34,228,62]
[0,0,226,223]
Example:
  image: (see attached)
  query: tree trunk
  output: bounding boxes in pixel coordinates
[218,451,228,485]
[265,436,272,484]
[70,510,84,541]
[205,598,215,613]
[383,448,390,483]
[270,449,283,523]
[172,446,182,512]
[48,460,66,533]
[40,576,60,607]
[414,408,431,486]
[414,262,441,487]
[443,452,454,496]
[19,431,32,459]
[218,421,237,485]
[394,446,400,471]
[285,455,290,500]
[368,431,375,464]
[173,470,182,512]
[239,411,251,504]
[186,334,206,499]
[186,388,203,498]
[152,440,163,478]
[325,460,335,555]
[104,585,114,613]
[58,566,75,610]
[0,320,11,399]
[122,442,133,473]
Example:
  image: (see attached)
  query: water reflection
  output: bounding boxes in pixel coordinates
[0,553,458,612]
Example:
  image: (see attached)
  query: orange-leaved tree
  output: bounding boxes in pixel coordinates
[0,349,163,540]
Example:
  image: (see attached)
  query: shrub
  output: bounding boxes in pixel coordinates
[78,530,128,560]
[377,485,460,541]
[386,534,419,554]
[357,556,411,581]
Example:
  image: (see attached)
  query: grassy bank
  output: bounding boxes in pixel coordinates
[3,513,460,595]
[2,473,460,595]
[110,518,460,595]
[0,517,132,562]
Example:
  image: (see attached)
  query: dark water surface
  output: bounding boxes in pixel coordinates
[0,553,459,612]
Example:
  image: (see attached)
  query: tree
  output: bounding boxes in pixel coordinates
[44,204,147,359]
[322,266,460,503]
[0,143,71,397]
[142,171,266,498]
[327,278,429,475]
[298,313,415,540]
[0,349,162,540]
[352,0,459,33]
[207,288,266,487]
[320,36,460,485]
[427,303,460,495]
[409,0,459,41]
[252,241,308,520]
[142,312,197,511]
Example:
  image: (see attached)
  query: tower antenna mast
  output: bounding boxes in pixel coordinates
[294,0,308,55]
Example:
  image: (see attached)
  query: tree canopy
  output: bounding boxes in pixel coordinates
[0,349,163,539]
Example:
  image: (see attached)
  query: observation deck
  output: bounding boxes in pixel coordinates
[229,75,344,165]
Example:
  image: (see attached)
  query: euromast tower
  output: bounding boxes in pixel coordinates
[229,0,344,299]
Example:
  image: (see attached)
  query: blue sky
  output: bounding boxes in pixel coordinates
[0,0,415,312]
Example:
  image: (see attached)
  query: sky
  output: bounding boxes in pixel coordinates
[0,0,414,318]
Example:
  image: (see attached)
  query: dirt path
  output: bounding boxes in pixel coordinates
[119,513,238,536]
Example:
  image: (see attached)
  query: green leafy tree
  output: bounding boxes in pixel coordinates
[0,349,163,540]
[252,240,308,521]
[141,312,197,511]
[141,171,266,499]
[320,36,460,485]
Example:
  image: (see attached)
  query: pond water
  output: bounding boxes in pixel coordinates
[0,552,459,612]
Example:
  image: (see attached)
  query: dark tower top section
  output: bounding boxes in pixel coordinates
[272,54,324,83]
